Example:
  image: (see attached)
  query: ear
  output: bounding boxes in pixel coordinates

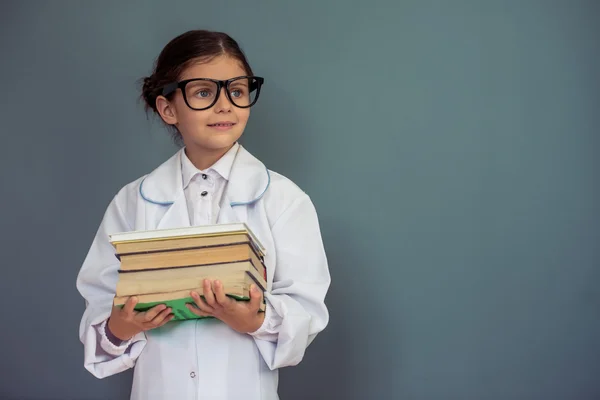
[156,95,178,125]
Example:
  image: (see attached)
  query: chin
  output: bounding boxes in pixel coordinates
[192,135,241,151]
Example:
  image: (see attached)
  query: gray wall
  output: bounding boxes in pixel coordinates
[1,1,598,399]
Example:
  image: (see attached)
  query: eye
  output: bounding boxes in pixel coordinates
[195,89,213,98]
[230,88,247,98]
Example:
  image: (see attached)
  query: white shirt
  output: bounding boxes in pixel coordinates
[180,142,238,226]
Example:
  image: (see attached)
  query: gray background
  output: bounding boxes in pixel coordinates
[0,1,598,399]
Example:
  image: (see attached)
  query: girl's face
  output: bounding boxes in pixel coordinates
[156,55,251,155]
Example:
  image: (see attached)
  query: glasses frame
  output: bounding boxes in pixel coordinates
[161,76,264,111]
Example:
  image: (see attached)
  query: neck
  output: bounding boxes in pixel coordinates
[184,143,235,171]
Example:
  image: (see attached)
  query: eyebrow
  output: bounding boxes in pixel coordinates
[229,80,249,87]
[186,80,216,86]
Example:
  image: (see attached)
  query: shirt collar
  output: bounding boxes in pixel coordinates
[181,142,240,189]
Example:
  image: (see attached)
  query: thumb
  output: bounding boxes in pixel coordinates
[249,285,263,311]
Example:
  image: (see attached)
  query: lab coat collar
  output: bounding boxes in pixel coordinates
[139,144,270,208]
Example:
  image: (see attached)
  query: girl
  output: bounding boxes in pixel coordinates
[76,30,330,400]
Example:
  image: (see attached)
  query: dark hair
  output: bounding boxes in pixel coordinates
[140,30,254,141]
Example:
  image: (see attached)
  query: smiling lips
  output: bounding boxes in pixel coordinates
[207,122,236,131]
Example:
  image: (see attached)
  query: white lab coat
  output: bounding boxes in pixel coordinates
[76,145,331,400]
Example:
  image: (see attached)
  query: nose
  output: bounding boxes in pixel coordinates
[214,87,233,113]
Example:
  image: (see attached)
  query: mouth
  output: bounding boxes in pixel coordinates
[207,122,236,128]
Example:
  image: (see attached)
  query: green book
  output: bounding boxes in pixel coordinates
[129,294,260,321]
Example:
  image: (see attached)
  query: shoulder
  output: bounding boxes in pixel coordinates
[266,169,307,202]
[115,175,146,202]
[100,175,146,228]
[262,168,316,227]
[111,149,181,211]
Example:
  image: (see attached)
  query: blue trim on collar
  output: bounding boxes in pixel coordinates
[230,167,271,207]
[138,167,271,207]
[139,177,174,206]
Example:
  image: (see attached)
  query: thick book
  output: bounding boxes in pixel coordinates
[116,260,266,297]
[109,223,266,257]
[113,275,265,321]
[117,242,266,281]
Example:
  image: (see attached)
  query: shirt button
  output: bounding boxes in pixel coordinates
[202,174,207,180]
[190,371,196,378]
[201,191,208,197]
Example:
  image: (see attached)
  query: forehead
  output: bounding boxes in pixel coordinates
[180,55,247,81]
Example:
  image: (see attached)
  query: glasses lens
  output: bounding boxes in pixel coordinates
[185,80,219,110]
[228,77,260,107]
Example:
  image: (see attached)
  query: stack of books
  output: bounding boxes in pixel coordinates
[109,223,267,321]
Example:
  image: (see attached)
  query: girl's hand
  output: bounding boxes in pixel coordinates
[107,297,174,341]
[186,279,265,334]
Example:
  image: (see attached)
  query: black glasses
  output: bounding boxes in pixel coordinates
[161,76,264,111]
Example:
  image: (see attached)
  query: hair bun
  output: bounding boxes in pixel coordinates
[142,75,158,112]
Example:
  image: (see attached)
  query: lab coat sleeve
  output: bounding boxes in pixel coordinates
[76,194,147,379]
[249,194,331,369]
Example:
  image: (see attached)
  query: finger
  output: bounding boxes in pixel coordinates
[138,304,167,323]
[144,313,175,330]
[249,285,263,311]
[149,307,173,326]
[122,296,138,315]
[213,280,233,308]
[191,291,215,313]
[202,279,217,307]
[186,303,212,317]
[156,313,175,327]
